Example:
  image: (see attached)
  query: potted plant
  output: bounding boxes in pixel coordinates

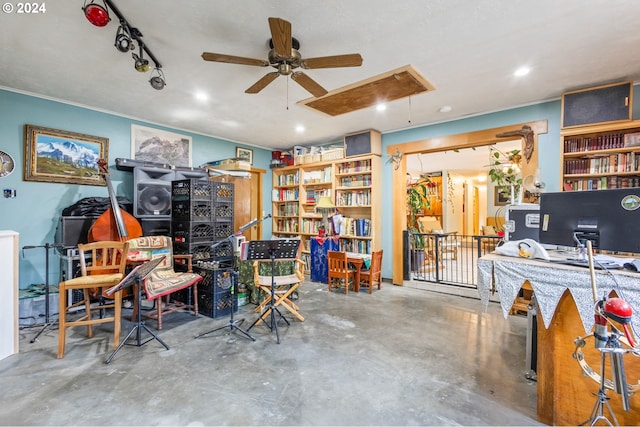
[406,176,432,270]
[488,148,523,204]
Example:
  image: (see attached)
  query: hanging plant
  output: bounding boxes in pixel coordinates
[447,172,455,214]
[488,147,523,200]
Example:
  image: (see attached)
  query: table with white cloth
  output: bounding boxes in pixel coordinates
[477,253,640,426]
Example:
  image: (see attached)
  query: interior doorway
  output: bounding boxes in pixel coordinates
[388,120,548,285]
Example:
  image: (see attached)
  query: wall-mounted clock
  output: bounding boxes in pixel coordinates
[0,150,16,177]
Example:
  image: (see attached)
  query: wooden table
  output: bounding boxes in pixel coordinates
[477,254,640,426]
[346,252,371,292]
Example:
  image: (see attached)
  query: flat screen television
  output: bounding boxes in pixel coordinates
[539,188,640,254]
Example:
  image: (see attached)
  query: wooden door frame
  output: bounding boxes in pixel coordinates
[387,120,548,285]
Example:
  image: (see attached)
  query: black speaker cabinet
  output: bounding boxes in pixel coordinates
[140,218,171,236]
[561,81,633,129]
[55,216,97,248]
[174,168,209,181]
[344,130,382,158]
[133,167,175,218]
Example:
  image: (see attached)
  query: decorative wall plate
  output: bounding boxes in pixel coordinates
[0,150,15,177]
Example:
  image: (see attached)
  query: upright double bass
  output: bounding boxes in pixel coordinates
[87,159,143,298]
[88,159,143,243]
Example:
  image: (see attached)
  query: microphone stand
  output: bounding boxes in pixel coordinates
[195,214,271,341]
[22,243,64,343]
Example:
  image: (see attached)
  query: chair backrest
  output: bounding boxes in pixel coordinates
[482,225,498,236]
[371,250,383,279]
[126,236,174,280]
[327,251,349,273]
[78,240,130,276]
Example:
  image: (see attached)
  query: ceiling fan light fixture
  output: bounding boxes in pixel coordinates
[149,67,166,90]
[83,0,110,27]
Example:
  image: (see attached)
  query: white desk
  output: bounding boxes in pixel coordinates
[0,230,19,360]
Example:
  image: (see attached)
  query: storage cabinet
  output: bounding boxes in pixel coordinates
[272,154,381,274]
[561,120,640,191]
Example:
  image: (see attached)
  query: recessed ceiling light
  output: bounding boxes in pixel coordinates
[296,125,305,133]
[439,105,452,113]
[376,103,387,111]
[514,67,530,77]
[195,92,208,101]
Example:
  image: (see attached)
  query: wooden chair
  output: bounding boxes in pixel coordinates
[359,250,383,293]
[327,251,357,294]
[126,236,202,330]
[252,257,306,326]
[57,240,130,359]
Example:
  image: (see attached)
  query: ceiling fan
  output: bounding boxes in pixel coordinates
[201,17,363,97]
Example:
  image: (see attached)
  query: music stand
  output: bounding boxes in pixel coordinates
[246,239,301,344]
[105,255,169,364]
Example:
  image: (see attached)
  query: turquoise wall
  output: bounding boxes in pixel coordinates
[0,89,273,289]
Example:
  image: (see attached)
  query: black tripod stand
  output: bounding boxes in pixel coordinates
[246,239,301,344]
[22,242,63,343]
[105,256,169,364]
[194,214,271,341]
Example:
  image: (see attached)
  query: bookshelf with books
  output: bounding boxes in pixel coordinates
[271,154,381,273]
[334,155,382,255]
[561,120,640,191]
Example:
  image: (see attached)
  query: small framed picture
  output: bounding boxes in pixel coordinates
[494,186,510,206]
[236,147,253,165]
[624,132,640,147]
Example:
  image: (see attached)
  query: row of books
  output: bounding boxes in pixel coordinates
[564,152,639,175]
[563,133,627,153]
[338,174,371,187]
[276,172,299,186]
[564,176,640,191]
[335,190,371,206]
[300,218,324,234]
[277,202,298,217]
[272,188,299,202]
[274,218,299,233]
[302,167,332,184]
[336,159,372,174]
[339,217,372,237]
[338,239,371,254]
[305,188,331,204]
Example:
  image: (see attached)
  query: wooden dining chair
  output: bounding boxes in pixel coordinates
[57,240,130,359]
[359,250,383,294]
[327,251,356,295]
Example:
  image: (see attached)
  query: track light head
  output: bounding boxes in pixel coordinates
[83,0,110,27]
[149,67,166,90]
[132,51,150,72]
[114,24,134,53]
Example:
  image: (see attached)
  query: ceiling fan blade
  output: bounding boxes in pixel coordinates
[245,72,280,94]
[291,71,328,97]
[202,52,269,67]
[268,17,292,57]
[301,53,363,69]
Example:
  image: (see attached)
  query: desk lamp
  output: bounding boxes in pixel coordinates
[316,196,335,236]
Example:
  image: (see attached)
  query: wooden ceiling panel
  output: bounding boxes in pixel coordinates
[299,65,435,116]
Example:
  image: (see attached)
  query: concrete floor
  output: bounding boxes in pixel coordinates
[0,281,540,426]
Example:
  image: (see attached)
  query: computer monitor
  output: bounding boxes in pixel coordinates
[539,188,640,254]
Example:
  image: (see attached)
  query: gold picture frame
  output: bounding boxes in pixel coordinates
[24,124,108,186]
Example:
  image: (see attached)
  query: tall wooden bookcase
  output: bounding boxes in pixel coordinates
[271,154,382,273]
[560,120,640,191]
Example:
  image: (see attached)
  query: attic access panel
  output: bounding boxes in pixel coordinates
[298,65,435,116]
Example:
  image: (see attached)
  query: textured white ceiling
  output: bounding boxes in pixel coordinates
[1,0,639,152]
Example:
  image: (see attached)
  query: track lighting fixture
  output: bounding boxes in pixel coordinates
[83,0,110,27]
[132,48,150,72]
[114,23,134,52]
[84,0,165,87]
[149,67,166,90]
